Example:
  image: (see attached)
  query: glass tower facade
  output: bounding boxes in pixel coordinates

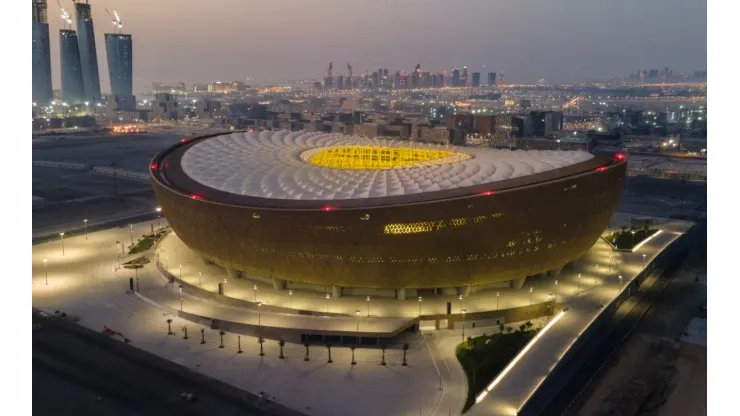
[60,29,85,104]
[32,0,53,105]
[75,2,102,103]
[105,33,133,98]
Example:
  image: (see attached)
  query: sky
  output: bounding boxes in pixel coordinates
[42,0,707,93]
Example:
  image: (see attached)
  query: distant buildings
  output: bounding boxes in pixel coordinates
[32,0,53,105]
[471,72,480,87]
[452,68,461,86]
[487,72,497,86]
[75,1,102,103]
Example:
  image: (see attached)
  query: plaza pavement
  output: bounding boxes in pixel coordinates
[31,214,693,416]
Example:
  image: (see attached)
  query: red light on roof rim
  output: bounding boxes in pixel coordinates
[150,162,158,170]
[321,206,337,212]
[614,153,626,161]
[478,190,494,196]
[190,194,204,200]
[596,166,608,172]
[180,138,189,143]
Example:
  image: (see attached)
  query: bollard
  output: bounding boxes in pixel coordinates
[200,328,206,344]
[219,331,225,348]
[237,336,243,353]
[183,326,189,340]
[166,319,173,335]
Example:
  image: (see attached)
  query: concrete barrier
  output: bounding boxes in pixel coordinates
[33,160,89,170]
[92,166,149,182]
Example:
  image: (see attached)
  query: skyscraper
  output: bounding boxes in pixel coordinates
[471,72,480,87]
[60,29,85,104]
[452,68,460,87]
[105,33,133,109]
[461,67,468,87]
[487,72,497,86]
[75,1,102,103]
[32,0,53,105]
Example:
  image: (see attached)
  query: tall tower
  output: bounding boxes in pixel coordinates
[346,62,352,90]
[75,1,102,103]
[461,66,468,87]
[60,29,85,104]
[32,0,53,105]
[105,33,133,107]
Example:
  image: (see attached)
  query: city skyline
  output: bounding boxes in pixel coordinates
[42,0,706,93]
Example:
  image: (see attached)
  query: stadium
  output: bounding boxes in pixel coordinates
[150,130,626,300]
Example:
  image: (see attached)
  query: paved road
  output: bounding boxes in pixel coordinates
[32,310,302,416]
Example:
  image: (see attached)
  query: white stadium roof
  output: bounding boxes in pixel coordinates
[180,130,594,201]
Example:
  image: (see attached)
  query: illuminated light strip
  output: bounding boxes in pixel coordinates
[631,229,663,253]
[475,310,567,403]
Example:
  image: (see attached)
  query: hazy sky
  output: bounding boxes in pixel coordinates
[44,0,707,93]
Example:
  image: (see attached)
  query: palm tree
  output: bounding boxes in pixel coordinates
[303,343,310,362]
[351,347,357,365]
[402,343,409,366]
[326,344,333,363]
[258,336,265,357]
[278,340,285,359]
[380,343,387,366]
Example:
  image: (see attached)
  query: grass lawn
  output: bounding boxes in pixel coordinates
[605,228,658,250]
[456,327,537,412]
[128,237,155,255]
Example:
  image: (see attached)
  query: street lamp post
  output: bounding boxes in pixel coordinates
[554,280,558,303]
[529,287,533,306]
[577,273,582,294]
[83,219,88,240]
[288,289,293,308]
[458,294,464,313]
[254,285,258,302]
[366,296,370,317]
[642,254,647,269]
[325,293,330,313]
[59,232,65,256]
[618,275,623,288]
[155,207,162,229]
[461,309,467,343]
[257,302,262,325]
[198,272,202,287]
[594,264,599,287]
[355,309,360,333]
[496,292,500,310]
[43,258,48,285]
[418,296,423,316]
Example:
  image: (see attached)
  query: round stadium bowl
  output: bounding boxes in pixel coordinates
[150,130,626,291]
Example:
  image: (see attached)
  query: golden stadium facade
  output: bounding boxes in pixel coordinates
[150,131,626,297]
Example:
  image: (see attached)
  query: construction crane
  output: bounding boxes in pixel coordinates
[105,8,123,33]
[57,0,72,29]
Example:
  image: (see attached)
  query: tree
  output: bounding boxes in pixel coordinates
[519,324,526,332]
[525,321,533,331]
[278,340,286,359]
[303,343,310,362]
[326,344,333,363]
[402,343,409,366]
[506,327,514,334]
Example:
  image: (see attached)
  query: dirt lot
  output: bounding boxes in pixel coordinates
[577,334,705,416]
